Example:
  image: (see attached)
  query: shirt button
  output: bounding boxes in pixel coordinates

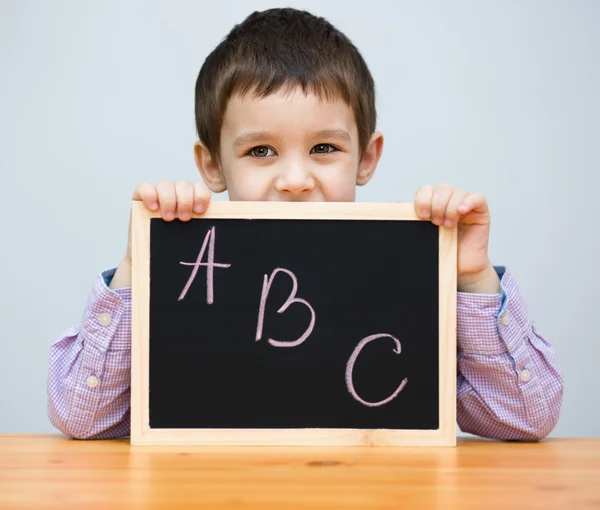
[519,369,531,382]
[86,375,99,388]
[98,313,112,327]
[500,312,510,326]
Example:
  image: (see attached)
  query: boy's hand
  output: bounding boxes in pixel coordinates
[125,180,211,263]
[415,184,500,294]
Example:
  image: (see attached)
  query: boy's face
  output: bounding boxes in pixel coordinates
[195,87,383,202]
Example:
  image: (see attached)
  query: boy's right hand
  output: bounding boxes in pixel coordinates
[125,180,211,262]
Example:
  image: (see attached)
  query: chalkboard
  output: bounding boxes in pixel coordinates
[131,201,457,446]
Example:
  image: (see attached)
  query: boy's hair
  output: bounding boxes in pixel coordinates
[194,8,376,165]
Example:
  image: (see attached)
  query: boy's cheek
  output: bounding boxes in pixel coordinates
[227,173,272,201]
[318,171,358,201]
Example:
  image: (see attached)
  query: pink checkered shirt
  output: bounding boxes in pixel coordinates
[47,265,563,440]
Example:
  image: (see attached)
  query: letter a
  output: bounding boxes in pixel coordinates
[178,226,231,304]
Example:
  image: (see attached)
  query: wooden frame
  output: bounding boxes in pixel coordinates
[131,201,457,446]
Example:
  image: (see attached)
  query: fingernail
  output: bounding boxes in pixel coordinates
[194,204,205,213]
[164,212,174,221]
[420,209,429,218]
[150,202,158,210]
[444,219,453,227]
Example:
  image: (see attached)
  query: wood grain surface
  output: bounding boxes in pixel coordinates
[1,435,599,509]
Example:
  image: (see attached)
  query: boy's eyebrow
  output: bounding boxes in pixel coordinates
[232,129,352,148]
[311,129,352,142]
[232,132,282,148]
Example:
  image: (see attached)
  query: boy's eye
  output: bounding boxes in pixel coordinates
[248,146,275,158]
[311,144,337,155]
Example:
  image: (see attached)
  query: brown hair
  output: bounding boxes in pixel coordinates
[194,8,376,165]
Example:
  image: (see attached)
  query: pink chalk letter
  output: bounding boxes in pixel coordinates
[178,226,231,304]
[256,267,316,347]
[345,333,408,407]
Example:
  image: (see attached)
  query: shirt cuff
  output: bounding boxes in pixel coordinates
[101,267,132,296]
[80,268,132,351]
[456,266,530,355]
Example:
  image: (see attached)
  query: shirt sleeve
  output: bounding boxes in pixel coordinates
[47,268,132,439]
[455,266,564,441]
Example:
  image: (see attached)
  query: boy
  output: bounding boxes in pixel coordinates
[47,8,563,440]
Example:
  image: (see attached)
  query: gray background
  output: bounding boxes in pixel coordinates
[1,0,598,437]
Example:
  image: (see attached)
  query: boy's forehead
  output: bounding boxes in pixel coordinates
[222,88,358,138]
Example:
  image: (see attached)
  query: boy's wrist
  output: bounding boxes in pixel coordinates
[108,257,133,290]
[457,262,500,294]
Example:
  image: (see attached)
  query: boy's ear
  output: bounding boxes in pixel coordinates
[194,141,227,193]
[356,131,384,186]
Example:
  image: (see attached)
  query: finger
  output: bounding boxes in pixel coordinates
[458,192,489,215]
[175,181,194,221]
[430,184,454,226]
[414,185,434,219]
[156,181,177,221]
[132,182,158,212]
[193,182,211,214]
[444,189,470,227]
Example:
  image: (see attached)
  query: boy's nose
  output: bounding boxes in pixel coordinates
[274,165,316,197]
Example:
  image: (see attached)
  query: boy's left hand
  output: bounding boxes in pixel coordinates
[415,184,500,294]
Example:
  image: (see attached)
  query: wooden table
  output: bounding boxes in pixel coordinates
[1,435,599,509]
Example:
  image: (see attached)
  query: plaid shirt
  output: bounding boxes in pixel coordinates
[47,265,563,440]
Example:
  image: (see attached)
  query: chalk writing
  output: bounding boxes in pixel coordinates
[345,334,408,407]
[177,227,409,409]
[256,267,316,348]
[178,226,231,304]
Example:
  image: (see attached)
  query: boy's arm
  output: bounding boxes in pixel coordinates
[455,266,564,440]
[47,264,132,439]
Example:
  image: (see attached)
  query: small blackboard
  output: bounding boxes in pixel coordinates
[131,202,456,446]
